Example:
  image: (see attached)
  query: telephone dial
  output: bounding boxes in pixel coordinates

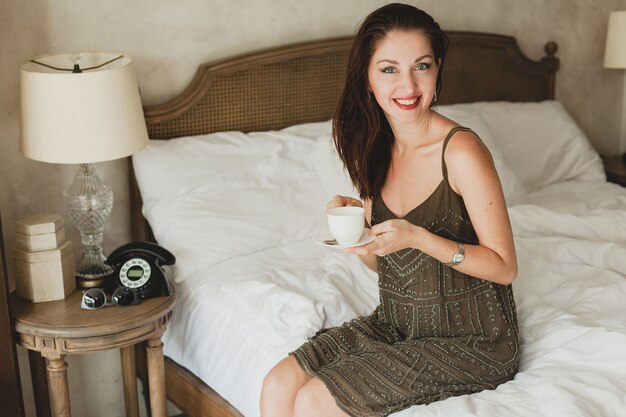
[105,241,175,299]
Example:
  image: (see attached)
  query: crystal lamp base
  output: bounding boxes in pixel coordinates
[74,247,114,288]
[64,163,115,288]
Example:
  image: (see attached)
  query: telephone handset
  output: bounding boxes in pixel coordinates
[105,241,175,299]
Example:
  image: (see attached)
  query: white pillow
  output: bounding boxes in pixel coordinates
[435,107,528,206]
[309,136,360,203]
[438,101,605,191]
[133,128,327,282]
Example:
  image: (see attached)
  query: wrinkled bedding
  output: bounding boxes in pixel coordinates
[162,180,626,417]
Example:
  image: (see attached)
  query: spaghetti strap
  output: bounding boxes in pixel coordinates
[441,126,474,182]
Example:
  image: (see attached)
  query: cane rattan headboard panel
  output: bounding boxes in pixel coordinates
[130,31,558,241]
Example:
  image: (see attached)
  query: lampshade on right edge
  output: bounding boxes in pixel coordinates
[605,11,626,69]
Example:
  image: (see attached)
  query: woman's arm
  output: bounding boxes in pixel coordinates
[345,132,517,285]
[444,131,517,283]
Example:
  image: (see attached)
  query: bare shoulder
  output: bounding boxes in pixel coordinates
[429,112,496,181]
[431,112,490,159]
[444,129,494,171]
[443,129,498,193]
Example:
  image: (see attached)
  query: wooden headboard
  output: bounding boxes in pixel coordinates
[129,31,559,241]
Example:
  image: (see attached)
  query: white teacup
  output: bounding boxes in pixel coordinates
[326,206,365,246]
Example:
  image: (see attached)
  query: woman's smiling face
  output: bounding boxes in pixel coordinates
[367,30,439,127]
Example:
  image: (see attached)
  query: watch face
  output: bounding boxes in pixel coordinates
[453,253,465,263]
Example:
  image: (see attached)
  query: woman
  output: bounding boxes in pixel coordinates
[260,4,519,417]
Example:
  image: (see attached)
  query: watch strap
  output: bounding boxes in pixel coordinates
[445,242,465,267]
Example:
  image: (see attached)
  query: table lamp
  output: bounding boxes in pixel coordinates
[604,11,626,163]
[19,51,149,288]
[605,11,626,69]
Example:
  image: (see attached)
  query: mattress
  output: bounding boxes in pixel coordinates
[162,179,626,417]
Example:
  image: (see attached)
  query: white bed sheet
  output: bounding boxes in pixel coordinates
[163,240,378,416]
[162,179,626,417]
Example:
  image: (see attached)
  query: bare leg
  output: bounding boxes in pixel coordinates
[293,378,350,417]
[260,355,312,417]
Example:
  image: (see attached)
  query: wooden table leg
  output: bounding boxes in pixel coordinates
[145,337,167,417]
[28,350,52,417]
[46,357,71,417]
[120,345,139,417]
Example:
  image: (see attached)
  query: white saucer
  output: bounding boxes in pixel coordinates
[313,229,374,249]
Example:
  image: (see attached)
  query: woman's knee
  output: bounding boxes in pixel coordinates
[261,355,309,398]
[293,378,332,417]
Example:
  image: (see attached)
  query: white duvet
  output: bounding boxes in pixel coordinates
[162,180,626,417]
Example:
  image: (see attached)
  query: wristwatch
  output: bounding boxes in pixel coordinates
[445,242,465,267]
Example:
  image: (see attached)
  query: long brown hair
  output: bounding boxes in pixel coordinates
[333,3,449,200]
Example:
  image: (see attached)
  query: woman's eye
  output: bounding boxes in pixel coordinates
[415,63,430,71]
[381,67,396,74]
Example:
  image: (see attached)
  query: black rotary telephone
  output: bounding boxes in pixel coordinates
[105,241,175,299]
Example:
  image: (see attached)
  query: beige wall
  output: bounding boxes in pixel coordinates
[2,1,626,416]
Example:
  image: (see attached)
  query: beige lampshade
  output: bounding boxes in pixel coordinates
[20,52,149,164]
[605,11,626,69]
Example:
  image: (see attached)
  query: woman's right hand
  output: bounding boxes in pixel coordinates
[326,195,377,271]
[326,195,363,210]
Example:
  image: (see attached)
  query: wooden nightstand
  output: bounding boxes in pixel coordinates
[11,289,175,417]
[603,155,626,187]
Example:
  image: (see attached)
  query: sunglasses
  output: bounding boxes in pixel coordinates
[80,287,139,310]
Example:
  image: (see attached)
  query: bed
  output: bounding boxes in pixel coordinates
[128,32,626,417]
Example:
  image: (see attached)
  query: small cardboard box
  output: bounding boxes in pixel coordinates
[14,240,76,302]
[15,214,66,252]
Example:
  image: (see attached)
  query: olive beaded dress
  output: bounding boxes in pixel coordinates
[291,127,520,417]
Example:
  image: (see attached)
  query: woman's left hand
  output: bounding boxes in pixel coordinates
[344,219,420,256]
